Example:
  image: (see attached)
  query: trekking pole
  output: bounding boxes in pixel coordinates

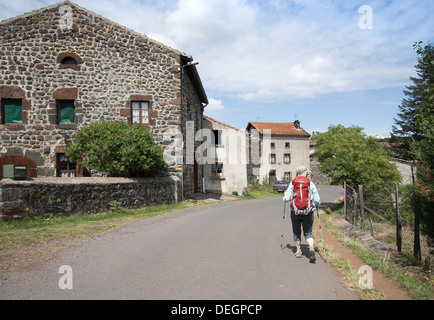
[281,201,286,250]
[316,204,327,263]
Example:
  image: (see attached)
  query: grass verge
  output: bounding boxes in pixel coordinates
[321,201,434,300]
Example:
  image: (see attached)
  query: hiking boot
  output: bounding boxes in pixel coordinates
[309,249,316,263]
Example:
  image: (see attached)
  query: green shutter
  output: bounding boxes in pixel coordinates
[4,99,23,124]
[59,100,75,123]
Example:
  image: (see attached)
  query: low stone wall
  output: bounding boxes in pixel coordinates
[0,176,181,220]
[332,215,390,252]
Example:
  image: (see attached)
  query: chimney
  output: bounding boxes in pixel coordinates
[294,120,300,129]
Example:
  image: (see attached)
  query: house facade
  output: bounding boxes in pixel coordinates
[202,115,248,195]
[0,1,208,198]
[246,120,311,185]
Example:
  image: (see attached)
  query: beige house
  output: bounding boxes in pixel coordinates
[202,115,248,195]
[246,120,311,185]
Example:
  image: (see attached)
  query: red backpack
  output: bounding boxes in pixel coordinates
[291,176,312,215]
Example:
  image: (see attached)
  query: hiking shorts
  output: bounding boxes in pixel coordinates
[290,210,314,242]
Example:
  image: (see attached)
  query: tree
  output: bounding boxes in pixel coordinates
[66,121,167,177]
[392,42,434,160]
[312,125,401,190]
[408,42,434,245]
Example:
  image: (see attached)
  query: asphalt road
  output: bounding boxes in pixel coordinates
[0,186,358,300]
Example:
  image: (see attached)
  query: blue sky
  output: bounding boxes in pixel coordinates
[1,0,433,137]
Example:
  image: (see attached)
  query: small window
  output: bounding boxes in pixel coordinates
[2,99,23,124]
[285,142,290,149]
[284,154,291,164]
[61,57,78,65]
[270,154,276,164]
[271,142,275,149]
[132,101,149,124]
[58,100,75,124]
[213,130,222,145]
[57,154,77,178]
[212,162,223,176]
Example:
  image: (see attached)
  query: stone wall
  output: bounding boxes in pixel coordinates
[0,176,181,220]
[310,158,331,185]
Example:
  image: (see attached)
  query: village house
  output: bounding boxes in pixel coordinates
[0,1,208,198]
[202,115,248,195]
[246,120,311,185]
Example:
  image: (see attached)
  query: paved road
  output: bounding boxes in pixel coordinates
[1,186,357,300]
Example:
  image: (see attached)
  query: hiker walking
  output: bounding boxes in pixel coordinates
[283,166,321,262]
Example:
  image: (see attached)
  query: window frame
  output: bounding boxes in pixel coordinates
[57,99,76,124]
[131,101,150,125]
[57,153,77,178]
[60,57,78,65]
[211,162,223,177]
[270,153,276,164]
[212,129,222,146]
[57,52,83,71]
[284,153,291,164]
[1,98,23,124]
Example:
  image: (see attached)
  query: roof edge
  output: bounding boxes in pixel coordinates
[181,55,208,105]
[204,115,246,134]
[0,1,184,57]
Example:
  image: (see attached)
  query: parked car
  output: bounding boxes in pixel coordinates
[273,180,290,192]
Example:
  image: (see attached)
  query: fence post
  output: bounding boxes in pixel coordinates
[395,183,402,252]
[413,192,422,262]
[358,185,365,231]
[353,188,358,226]
[344,181,347,220]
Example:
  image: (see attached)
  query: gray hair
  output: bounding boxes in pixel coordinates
[296,166,308,177]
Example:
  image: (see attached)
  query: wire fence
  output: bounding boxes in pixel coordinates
[344,181,433,268]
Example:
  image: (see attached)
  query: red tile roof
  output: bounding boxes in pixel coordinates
[247,122,310,137]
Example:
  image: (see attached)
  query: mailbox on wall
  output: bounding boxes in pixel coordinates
[3,164,27,180]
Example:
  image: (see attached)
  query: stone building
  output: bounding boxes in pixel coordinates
[202,115,248,195]
[0,1,208,198]
[246,120,311,185]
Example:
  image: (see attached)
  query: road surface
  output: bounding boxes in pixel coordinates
[0,186,357,300]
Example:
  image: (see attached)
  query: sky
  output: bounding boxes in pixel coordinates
[1,0,433,138]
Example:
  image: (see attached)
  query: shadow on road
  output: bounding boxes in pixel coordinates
[280,243,326,263]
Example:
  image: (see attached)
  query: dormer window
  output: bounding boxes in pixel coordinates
[57,52,83,71]
[61,57,78,65]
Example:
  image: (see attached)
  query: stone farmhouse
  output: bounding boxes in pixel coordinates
[0,1,208,198]
[246,120,311,185]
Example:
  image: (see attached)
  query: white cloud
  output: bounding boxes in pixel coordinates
[164,0,258,48]
[206,98,225,111]
[147,0,432,102]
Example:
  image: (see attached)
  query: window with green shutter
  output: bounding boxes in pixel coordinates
[58,100,75,124]
[2,99,23,124]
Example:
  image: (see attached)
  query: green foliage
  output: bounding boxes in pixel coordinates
[409,42,434,245]
[66,121,167,177]
[108,200,123,214]
[392,42,434,160]
[312,125,401,191]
